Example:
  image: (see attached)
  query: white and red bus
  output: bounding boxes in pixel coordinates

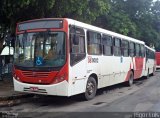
[155,52,160,69]
[145,46,156,77]
[13,18,155,100]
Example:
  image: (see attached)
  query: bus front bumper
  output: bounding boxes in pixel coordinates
[13,77,69,96]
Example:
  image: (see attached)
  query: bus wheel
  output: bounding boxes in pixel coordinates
[151,67,155,76]
[146,70,150,79]
[126,71,134,86]
[84,76,97,100]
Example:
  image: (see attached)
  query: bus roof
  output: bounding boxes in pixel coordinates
[17,18,145,45]
[67,18,144,45]
[17,18,64,25]
[145,45,155,52]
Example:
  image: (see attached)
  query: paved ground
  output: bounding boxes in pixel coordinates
[1,70,160,118]
[0,75,33,107]
[0,77,14,97]
[0,75,26,98]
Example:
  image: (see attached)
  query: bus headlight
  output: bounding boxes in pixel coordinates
[14,75,21,82]
[17,77,20,81]
[53,74,66,84]
[60,76,65,81]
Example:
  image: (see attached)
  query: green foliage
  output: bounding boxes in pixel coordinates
[52,0,109,23]
[0,0,160,50]
[105,9,137,37]
[95,0,160,50]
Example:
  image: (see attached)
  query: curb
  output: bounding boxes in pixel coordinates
[0,97,34,107]
[0,94,34,101]
[0,94,34,107]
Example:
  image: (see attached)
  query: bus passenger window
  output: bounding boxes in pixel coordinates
[70,26,86,66]
[122,40,129,57]
[140,45,145,57]
[113,38,121,56]
[129,42,135,57]
[135,44,140,57]
[102,35,112,56]
[87,31,101,55]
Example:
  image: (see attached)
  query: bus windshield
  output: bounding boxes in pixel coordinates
[14,32,66,68]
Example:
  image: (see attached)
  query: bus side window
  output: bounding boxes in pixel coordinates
[113,37,121,56]
[121,40,129,57]
[102,34,113,56]
[135,43,140,57]
[129,42,135,57]
[140,45,145,57]
[147,49,155,59]
[87,31,102,55]
[70,26,86,66]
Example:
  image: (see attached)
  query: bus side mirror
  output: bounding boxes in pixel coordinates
[73,35,79,45]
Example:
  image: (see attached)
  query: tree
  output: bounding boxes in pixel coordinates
[51,0,109,23]
[0,0,55,52]
[95,0,160,50]
[95,0,137,37]
[0,0,160,51]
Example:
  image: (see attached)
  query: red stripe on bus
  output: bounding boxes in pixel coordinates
[125,63,132,81]
[134,57,144,79]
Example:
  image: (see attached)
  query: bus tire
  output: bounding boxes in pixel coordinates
[126,71,134,86]
[84,76,97,100]
[145,69,150,79]
[151,67,155,76]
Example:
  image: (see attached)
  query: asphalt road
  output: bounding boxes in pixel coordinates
[1,70,160,118]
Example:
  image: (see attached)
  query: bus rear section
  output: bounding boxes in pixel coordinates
[145,46,156,77]
[156,52,160,69]
[13,18,70,96]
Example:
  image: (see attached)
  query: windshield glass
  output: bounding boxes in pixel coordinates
[14,32,66,68]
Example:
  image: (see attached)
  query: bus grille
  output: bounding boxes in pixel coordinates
[22,71,50,78]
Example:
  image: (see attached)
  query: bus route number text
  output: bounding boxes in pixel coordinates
[88,56,99,63]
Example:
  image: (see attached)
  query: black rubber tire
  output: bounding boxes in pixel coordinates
[84,76,97,100]
[150,67,155,76]
[126,71,134,86]
[146,69,150,79]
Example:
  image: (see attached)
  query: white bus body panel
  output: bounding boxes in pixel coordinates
[144,46,155,76]
[13,78,69,96]
[100,56,131,87]
[145,59,155,75]
[68,58,87,96]
[67,18,145,96]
